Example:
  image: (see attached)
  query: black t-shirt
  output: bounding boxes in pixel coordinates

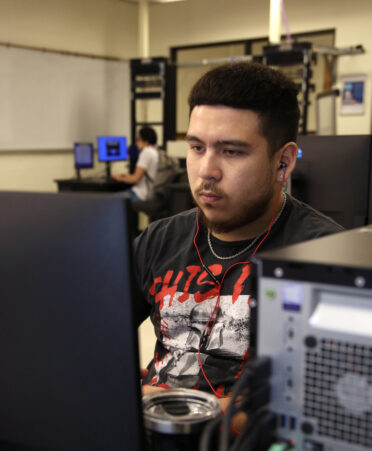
[133,195,343,394]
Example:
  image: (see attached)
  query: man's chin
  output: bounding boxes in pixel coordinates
[198,202,270,235]
[194,197,238,233]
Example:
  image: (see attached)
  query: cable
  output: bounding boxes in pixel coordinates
[218,357,271,451]
[193,176,285,397]
[280,0,292,43]
[198,358,272,450]
[199,415,223,451]
[230,411,276,451]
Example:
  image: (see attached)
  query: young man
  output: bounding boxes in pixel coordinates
[112,127,159,202]
[134,63,343,398]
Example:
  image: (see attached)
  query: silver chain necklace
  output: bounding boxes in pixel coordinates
[207,193,287,260]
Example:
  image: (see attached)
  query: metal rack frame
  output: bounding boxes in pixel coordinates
[130,57,176,148]
[130,43,364,144]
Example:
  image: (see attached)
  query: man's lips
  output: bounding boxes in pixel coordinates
[198,191,223,203]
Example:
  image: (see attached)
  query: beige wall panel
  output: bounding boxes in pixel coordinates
[0,0,138,59]
[150,0,372,135]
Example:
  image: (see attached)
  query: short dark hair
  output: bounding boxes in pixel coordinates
[138,127,157,145]
[188,62,300,156]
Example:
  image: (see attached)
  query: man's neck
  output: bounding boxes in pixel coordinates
[211,192,285,242]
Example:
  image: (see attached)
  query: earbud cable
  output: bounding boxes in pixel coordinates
[193,174,286,397]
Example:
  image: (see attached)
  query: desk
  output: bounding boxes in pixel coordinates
[55,177,132,193]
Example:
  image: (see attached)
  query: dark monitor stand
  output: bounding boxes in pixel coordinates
[0,192,145,451]
[105,161,111,179]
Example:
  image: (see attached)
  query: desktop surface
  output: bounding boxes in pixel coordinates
[0,191,145,450]
[55,176,132,192]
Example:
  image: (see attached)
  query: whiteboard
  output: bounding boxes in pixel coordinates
[0,45,130,150]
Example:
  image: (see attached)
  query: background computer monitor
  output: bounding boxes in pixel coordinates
[74,142,94,169]
[97,135,127,162]
[292,135,372,229]
[0,192,145,451]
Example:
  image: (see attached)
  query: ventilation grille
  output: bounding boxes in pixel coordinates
[304,338,372,448]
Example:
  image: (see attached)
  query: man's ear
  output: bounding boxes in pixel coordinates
[276,142,298,182]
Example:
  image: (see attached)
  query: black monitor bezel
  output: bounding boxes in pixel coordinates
[0,191,145,450]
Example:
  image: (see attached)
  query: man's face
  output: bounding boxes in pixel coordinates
[186,105,278,236]
[136,136,146,151]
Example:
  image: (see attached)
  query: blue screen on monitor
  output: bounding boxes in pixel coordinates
[97,136,127,162]
[74,142,94,169]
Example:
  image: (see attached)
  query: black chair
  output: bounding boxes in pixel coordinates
[128,144,139,174]
[131,169,192,224]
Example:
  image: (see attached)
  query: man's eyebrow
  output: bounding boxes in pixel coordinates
[216,139,250,148]
[186,135,250,148]
[186,134,203,143]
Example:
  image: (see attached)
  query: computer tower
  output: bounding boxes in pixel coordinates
[252,227,372,450]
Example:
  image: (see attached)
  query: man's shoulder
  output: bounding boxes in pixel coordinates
[134,208,197,249]
[284,195,344,241]
[140,146,158,159]
[149,208,196,231]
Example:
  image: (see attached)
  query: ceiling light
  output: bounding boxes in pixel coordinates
[124,0,185,3]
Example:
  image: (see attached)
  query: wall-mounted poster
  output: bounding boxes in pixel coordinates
[340,74,366,115]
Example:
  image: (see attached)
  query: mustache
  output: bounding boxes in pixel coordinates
[195,182,225,197]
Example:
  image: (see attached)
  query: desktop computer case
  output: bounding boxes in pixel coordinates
[253,226,372,451]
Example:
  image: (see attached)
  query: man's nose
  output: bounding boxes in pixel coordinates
[198,150,221,181]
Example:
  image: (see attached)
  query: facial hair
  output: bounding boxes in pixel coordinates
[193,179,275,235]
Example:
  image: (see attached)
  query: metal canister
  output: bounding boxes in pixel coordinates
[142,388,221,451]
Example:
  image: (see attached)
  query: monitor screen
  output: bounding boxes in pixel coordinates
[74,142,94,169]
[0,192,145,451]
[292,135,372,229]
[97,136,127,162]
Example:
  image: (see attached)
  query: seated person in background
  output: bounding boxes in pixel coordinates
[133,63,344,408]
[112,127,159,202]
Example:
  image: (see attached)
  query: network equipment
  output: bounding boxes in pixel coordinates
[252,226,372,451]
[74,142,94,178]
[0,191,144,450]
[97,135,127,178]
[292,134,372,229]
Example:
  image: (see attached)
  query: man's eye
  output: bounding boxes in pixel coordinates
[191,145,204,152]
[224,149,241,156]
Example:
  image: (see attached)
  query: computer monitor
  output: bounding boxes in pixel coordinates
[292,135,372,229]
[74,142,94,169]
[74,142,94,179]
[97,136,127,162]
[0,192,145,451]
[98,136,127,178]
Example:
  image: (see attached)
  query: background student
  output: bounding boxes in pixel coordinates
[113,126,159,202]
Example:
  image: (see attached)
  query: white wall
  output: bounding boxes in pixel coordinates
[0,150,128,192]
[0,0,138,59]
[0,0,137,192]
[149,0,372,135]
[0,0,371,192]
